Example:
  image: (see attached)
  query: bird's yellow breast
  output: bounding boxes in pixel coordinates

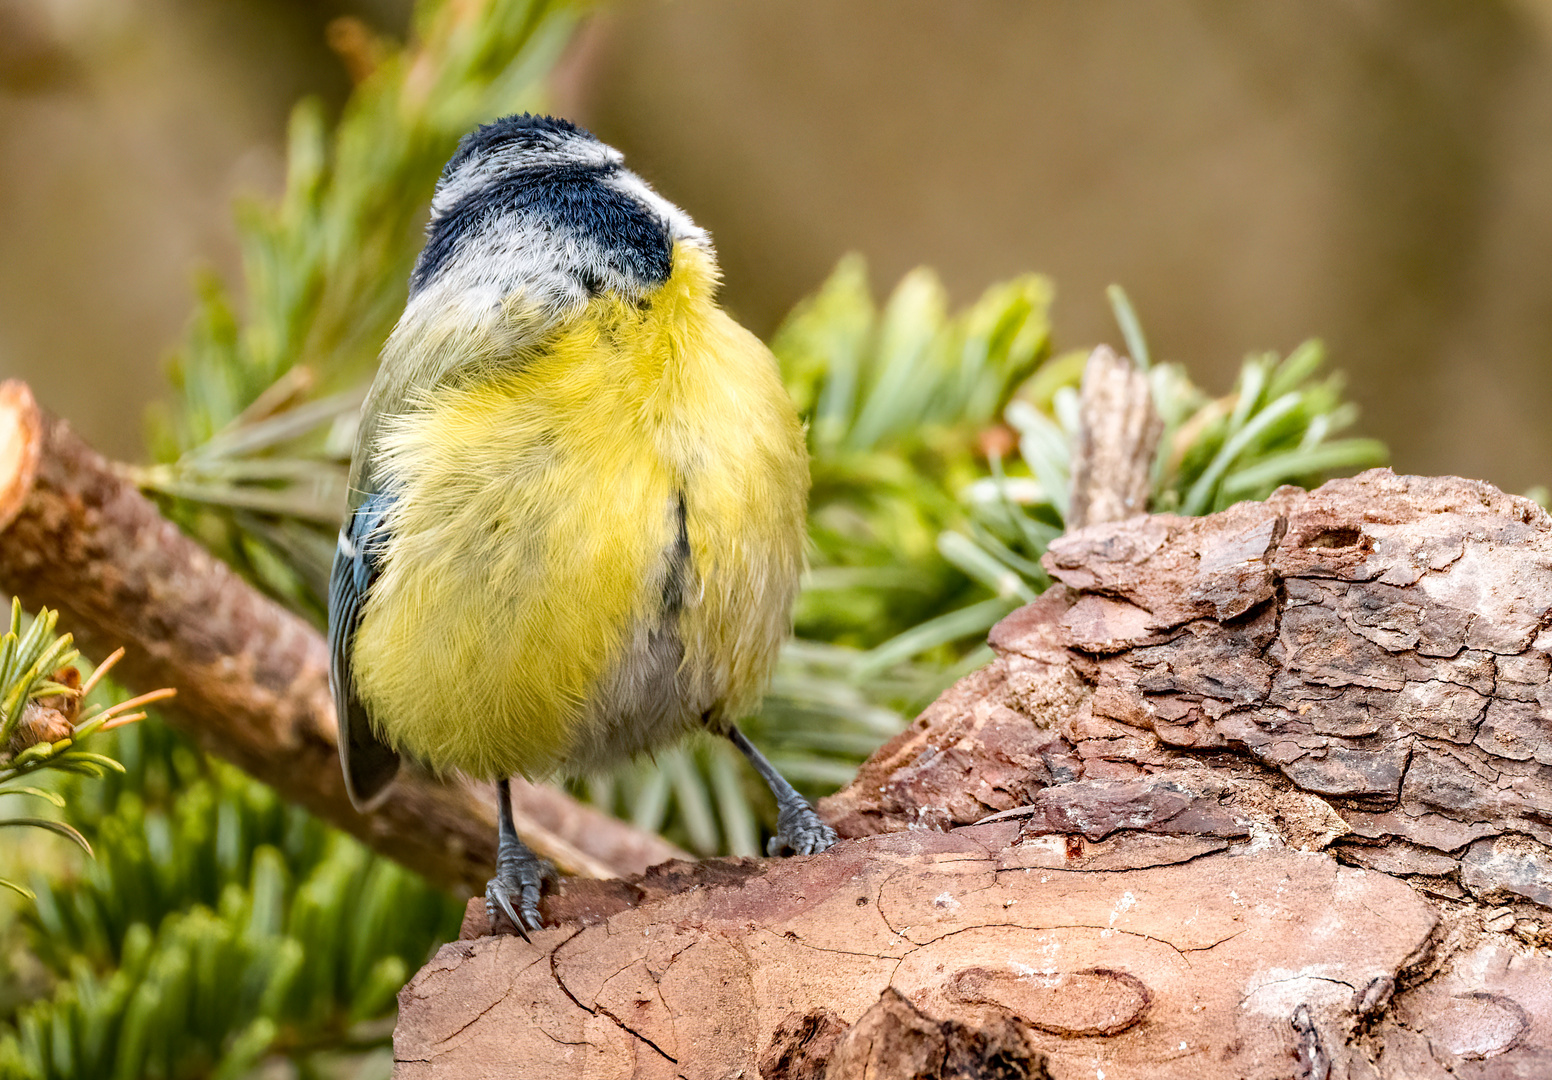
[349,244,808,780]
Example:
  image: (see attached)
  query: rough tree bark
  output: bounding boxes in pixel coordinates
[399,471,1552,1079]
[1066,345,1161,530]
[0,380,684,889]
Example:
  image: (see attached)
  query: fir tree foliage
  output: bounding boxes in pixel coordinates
[778,255,1054,650]
[927,286,1389,661]
[0,719,464,1080]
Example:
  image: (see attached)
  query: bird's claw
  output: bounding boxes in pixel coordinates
[485,856,553,940]
[767,803,839,857]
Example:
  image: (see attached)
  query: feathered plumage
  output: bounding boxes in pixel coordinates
[329,115,807,799]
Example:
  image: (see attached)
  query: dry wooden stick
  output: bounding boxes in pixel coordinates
[1066,344,1162,529]
[0,380,684,891]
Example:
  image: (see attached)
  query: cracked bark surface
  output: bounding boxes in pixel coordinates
[400,832,1442,1079]
[400,471,1552,1078]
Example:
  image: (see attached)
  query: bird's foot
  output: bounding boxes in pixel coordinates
[485,853,554,940]
[767,801,839,857]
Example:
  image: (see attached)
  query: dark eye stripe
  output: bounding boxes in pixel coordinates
[409,165,673,297]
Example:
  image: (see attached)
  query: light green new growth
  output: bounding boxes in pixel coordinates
[0,603,171,903]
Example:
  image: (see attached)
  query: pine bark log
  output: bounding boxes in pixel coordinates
[0,379,684,890]
[399,471,1552,1079]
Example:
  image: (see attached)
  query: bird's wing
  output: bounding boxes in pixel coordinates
[328,489,401,809]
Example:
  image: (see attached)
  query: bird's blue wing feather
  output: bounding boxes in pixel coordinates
[328,490,401,808]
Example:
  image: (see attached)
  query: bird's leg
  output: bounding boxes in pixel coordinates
[726,724,839,857]
[485,777,552,939]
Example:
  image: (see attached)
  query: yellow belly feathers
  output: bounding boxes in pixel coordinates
[349,245,808,781]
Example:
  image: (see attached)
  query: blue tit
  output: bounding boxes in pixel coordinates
[327,115,838,935]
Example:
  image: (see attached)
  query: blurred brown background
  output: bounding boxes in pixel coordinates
[3,0,1552,491]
